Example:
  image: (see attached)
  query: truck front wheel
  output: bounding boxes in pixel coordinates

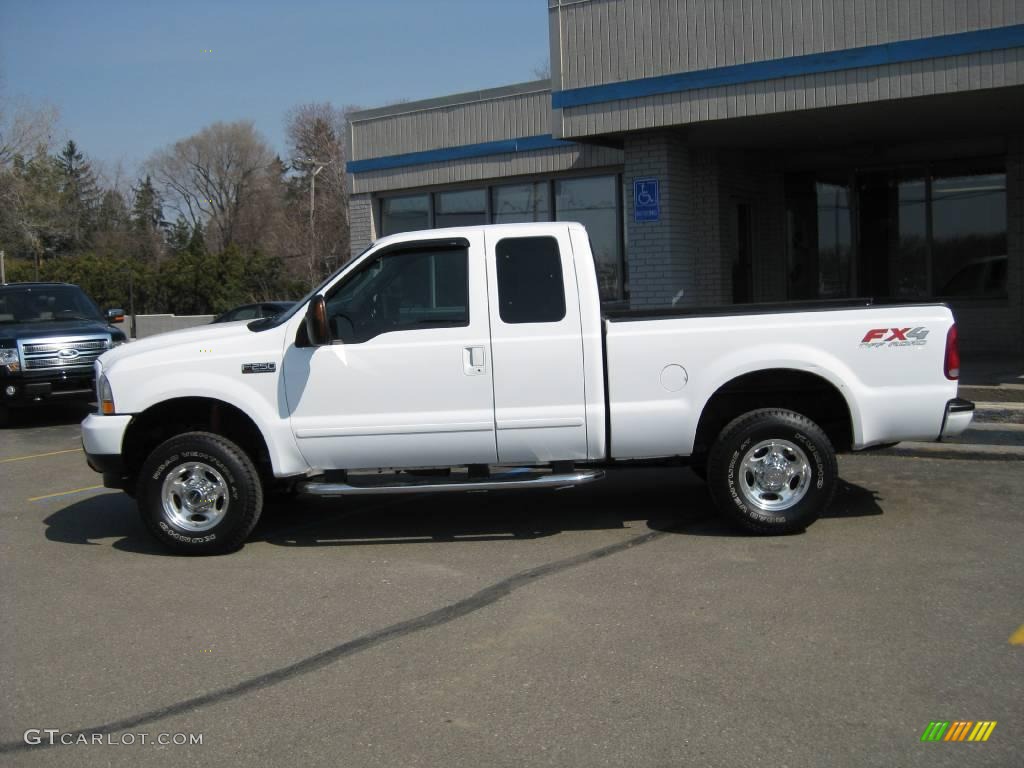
[137,432,263,554]
[706,409,837,535]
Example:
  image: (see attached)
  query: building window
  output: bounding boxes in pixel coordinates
[434,189,486,228]
[492,182,551,223]
[786,175,856,301]
[495,237,566,324]
[863,167,1008,299]
[888,176,929,299]
[815,183,853,299]
[380,194,429,236]
[789,163,1007,301]
[554,175,622,301]
[932,173,1007,298]
[374,173,625,303]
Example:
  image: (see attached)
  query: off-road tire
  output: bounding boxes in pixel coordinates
[137,432,263,554]
[706,408,837,535]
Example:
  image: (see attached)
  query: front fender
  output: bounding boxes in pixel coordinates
[114,372,307,477]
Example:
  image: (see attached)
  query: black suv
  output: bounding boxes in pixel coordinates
[0,283,127,424]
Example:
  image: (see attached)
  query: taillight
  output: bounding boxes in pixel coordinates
[944,324,960,380]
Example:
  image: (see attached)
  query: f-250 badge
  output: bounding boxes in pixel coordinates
[860,327,929,348]
[241,362,276,374]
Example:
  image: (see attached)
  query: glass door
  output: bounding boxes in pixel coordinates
[784,174,854,300]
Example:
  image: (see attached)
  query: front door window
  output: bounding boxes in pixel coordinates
[324,246,469,344]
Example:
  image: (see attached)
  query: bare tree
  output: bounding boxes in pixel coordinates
[0,93,60,166]
[147,121,276,252]
[0,150,64,277]
[234,155,290,266]
[284,103,354,283]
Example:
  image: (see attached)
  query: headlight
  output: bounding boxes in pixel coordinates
[0,348,19,373]
[97,373,115,415]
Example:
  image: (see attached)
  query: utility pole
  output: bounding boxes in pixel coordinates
[296,157,332,288]
[0,250,5,285]
[128,269,136,339]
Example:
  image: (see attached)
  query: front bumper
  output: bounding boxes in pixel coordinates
[939,398,975,441]
[2,371,94,405]
[82,413,133,489]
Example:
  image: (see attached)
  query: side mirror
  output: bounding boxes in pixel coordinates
[106,308,125,323]
[305,295,332,346]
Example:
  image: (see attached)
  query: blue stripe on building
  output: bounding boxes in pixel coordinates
[347,134,575,174]
[552,24,1024,109]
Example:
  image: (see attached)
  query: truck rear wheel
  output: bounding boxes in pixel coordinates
[137,432,263,554]
[706,409,836,535]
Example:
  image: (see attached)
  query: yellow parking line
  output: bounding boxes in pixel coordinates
[29,485,105,502]
[0,448,81,464]
[1010,625,1024,645]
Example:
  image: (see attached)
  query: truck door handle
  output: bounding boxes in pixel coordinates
[464,346,486,376]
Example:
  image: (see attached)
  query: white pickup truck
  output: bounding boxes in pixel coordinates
[82,223,973,553]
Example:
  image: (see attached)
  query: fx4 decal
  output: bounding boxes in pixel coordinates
[860,327,930,348]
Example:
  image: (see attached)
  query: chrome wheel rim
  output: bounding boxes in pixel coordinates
[161,462,230,532]
[737,439,812,512]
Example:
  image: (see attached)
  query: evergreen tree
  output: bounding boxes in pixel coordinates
[130,175,166,262]
[131,175,164,233]
[165,216,192,256]
[96,188,129,233]
[187,219,206,255]
[54,139,101,251]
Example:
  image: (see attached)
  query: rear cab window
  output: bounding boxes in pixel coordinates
[495,236,566,324]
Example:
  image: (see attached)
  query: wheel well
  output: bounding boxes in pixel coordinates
[122,398,272,482]
[693,369,854,457]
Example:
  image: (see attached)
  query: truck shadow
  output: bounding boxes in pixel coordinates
[40,471,883,554]
[41,493,169,555]
[658,477,884,537]
[1,402,92,429]
[39,493,359,556]
[262,471,884,547]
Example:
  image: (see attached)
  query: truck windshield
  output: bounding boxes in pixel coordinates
[0,285,103,324]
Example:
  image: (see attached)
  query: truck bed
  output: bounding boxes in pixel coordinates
[603,297,948,322]
[601,300,959,459]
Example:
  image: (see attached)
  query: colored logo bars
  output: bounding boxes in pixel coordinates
[921,721,997,742]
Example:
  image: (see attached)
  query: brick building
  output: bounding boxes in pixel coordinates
[347,1,1024,355]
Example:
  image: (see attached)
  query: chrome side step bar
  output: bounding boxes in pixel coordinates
[298,469,605,497]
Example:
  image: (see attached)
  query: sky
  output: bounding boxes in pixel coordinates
[1,0,549,180]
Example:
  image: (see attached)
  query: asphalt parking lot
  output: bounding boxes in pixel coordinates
[1,404,1021,767]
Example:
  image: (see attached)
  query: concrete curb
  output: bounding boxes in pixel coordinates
[967,422,1024,432]
[872,441,1024,462]
[960,385,1024,404]
[869,401,1024,459]
[973,401,1024,426]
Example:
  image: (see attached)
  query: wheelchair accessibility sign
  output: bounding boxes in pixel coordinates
[634,178,660,222]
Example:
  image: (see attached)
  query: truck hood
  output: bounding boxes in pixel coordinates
[98,321,257,368]
[0,318,124,346]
